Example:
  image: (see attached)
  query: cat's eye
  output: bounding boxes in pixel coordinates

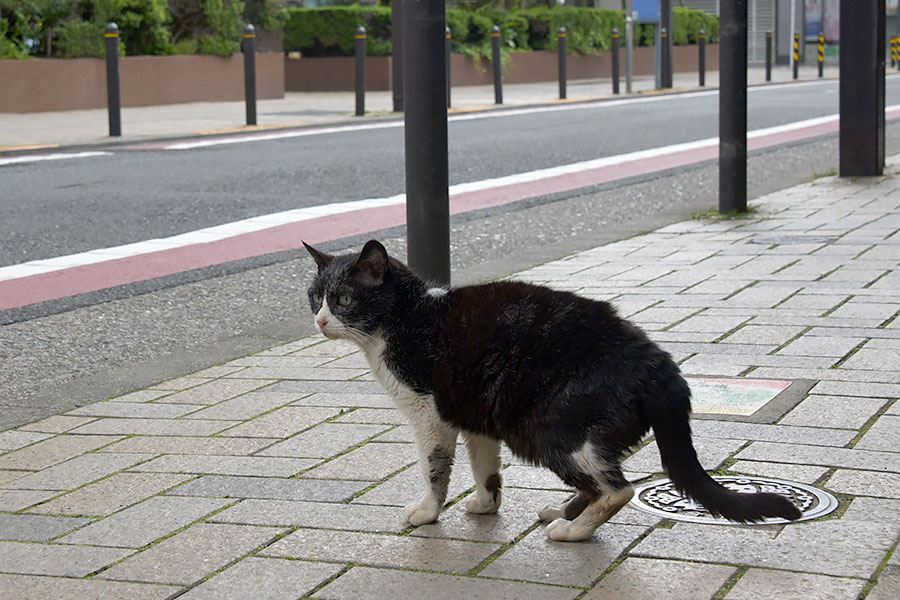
[338,294,353,306]
[312,292,323,305]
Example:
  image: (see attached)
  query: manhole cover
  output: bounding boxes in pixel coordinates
[630,476,838,525]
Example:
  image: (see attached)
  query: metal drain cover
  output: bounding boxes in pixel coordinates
[630,476,838,525]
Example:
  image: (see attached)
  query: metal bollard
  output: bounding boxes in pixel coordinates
[698,28,706,87]
[765,31,772,82]
[446,27,452,108]
[558,27,567,100]
[719,0,748,214]
[659,27,670,88]
[243,24,257,126]
[792,32,799,80]
[611,28,620,94]
[892,37,896,68]
[897,37,900,72]
[355,26,366,117]
[491,26,502,104]
[817,33,824,78]
[104,23,121,137]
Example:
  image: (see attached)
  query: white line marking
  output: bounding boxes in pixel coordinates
[0,151,111,167]
[2,107,895,285]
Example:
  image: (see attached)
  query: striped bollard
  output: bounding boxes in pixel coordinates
[792,32,799,80]
[817,33,824,78]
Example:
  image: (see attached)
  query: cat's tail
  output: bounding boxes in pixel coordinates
[649,382,802,523]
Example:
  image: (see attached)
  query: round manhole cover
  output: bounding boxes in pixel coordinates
[630,476,838,525]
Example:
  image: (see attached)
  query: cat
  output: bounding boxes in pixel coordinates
[303,240,801,541]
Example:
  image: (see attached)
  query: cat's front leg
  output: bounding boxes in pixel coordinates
[400,397,459,526]
[463,432,502,514]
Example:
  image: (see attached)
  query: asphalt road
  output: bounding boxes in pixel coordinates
[2,79,900,429]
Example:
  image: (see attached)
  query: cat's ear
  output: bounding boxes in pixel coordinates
[302,241,334,272]
[353,240,389,286]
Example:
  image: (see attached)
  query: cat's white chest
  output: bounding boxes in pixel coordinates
[362,337,432,415]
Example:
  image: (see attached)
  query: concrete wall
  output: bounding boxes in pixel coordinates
[1,53,285,113]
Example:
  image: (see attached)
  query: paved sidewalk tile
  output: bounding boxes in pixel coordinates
[0,489,58,512]
[826,470,900,499]
[70,418,240,436]
[99,523,284,585]
[2,453,154,490]
[153,378,276,405]
[179,557,343,600]
[257,423,388,458]
[302,441,417,480]
[778,395,886,429]
[736,442,900,473]
[0,434,123,470]
[219,406,341,438]
[724,569,867,600]
[352,463,475,507]
[867,567,900,600]
[58,496,230,548]
[314,566,580,600]
[854,415,900,452]
[0,513,91,541]
[99,435,277,455]
[182,392,299,420]
[623,437,744,474]
[212,499,407,533]
[0,574,179,600]
[168,475,367,502]
[0,430,53,451]
[583,557,735,600]
[19,415,97,433]
[26,472,191,516]
[0,541,133,576]
[131,455,318,477]
[66,401,201,419]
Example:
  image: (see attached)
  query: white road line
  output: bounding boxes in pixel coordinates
[0,107,891,285]
[0,151,112,167]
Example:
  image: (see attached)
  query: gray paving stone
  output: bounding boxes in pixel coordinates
[189,365,247,378]
[690,420,856,447]
[314,566,579,600]
[855,415,900,452]
[154,378,275,405]
[333,408,407,425]
[66,401,200,419]
[226,355,333,368]
[729,460,829,484]
[266,379,386,395]
[373,424,414,443]
[18,415,96,433]
[867,567,900,600]
[257,423,388,458]
[0,434,123,471]
[779,293,849,312]
[3,453,154,491]
[0,513,91,541]
[262,527,499,574]
[99,522,284,585]
[631,519,897,578]
[412,488,570,543]
[71,418,239,437]
[26,472,191,516]
[303,441,417,481]
[584,557,735,600]
[725,569,867,600]
[290,392,395,409]
[0,489,57,512]
[131,455,318,477]
[226,366,368,380]
[352,463,475,507]
[779,395,887,429]
[212,499,407,533]
[58,496,230,548]
[480,523,648,587]
[0,429,53,451]
[219,406,341,438]
[811,381,900,398]
[667,314,750,334]
[829,302,898,322]
[720,324,806,346]
[826,469,900,499]
[0,574,179,600]
[501,465,569,490]
[181,392,299,420]
[179,557,343,600]
[99,435,277,455]
[111,389,173,402]
[840,496,900,523]
[292,338,359,356]
[623,437,744,474]
[736,441,900,473]
[0,541,133,576]
[168,475,367,502]
[778,335,864,358]
[0,470,24,485]
[149,376,211,391]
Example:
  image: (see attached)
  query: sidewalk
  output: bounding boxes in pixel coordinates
[1,152,898,598]
[0,64,837,150]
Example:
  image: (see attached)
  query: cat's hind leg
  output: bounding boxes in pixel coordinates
[545,484,634,542]
[537,490,596,522]
[463,432,502,514]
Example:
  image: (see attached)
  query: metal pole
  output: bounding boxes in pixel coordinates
[446,27,452,108]
[719,0,748,214]
[699,29,706,87]
[491,25,503,105]
[355,26,366,117]
[659,27,669,89]
[611,28,620,94]
[660,0,673,89]
[625,8,634,93]
[839,0,885,177]
[104,22,121,137]
[765,31,772,82]
[243,24,257,126]
[793,32,800,79]
[817,33,824,78]
[558,27,567,100]
[403,0,450,284]
[392,1,403,112]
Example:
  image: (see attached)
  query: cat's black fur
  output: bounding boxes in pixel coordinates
[304,240,801,539]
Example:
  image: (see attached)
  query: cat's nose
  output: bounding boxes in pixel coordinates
[315,314,329,330]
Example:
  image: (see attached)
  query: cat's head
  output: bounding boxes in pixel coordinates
[303,240,398,344]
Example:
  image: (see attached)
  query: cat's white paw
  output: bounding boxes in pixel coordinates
[538,502,565,522]
[466,491,501,514]
[546,517,593,542]
[402,496,441,526]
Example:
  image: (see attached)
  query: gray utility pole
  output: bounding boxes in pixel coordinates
[392,1,403,112]
[839,0,885,176]
[659,0,673,88]
[625,0,633,93]
[403,0,450,284]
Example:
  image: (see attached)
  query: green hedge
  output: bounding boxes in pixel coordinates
[283,6,718,59]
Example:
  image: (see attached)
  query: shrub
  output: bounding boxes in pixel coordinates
[283,6,392,57]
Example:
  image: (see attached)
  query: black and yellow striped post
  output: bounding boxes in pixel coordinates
[445,27,452,108]
[897,37,900,72]
[698,28,706,87]
[558,27,567,100]
[891,37,896,69]
[765,31,773,82]
[792,32,800,80]
[242,24,257,126]
[491,26,502,104]
[611,28,620,94]
[104,22,121,137]
[355,26,366,117]
[817,33,824,77]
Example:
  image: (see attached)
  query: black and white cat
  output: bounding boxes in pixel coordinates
[304,240,800,541]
